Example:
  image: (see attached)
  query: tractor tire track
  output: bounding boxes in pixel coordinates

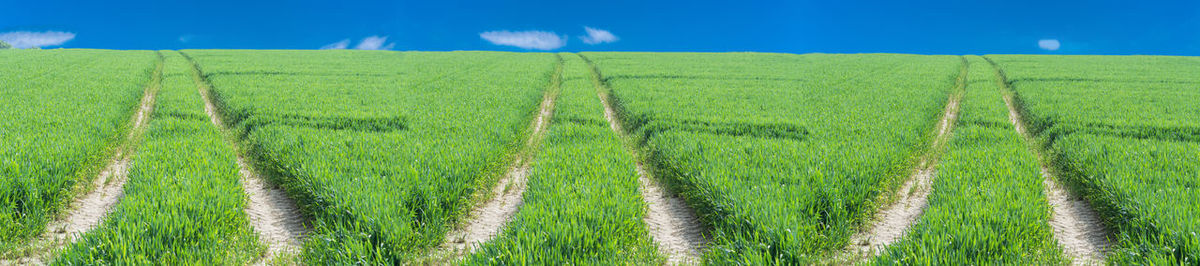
[181,52,308,264]
[439,56,562,255]
[580,54,706,265]
[5,52,165,265]
[984,56,1111,265]
[845,56,969,258]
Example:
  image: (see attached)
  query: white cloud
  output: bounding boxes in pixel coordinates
[0,31,76,49]
[1038,39,1061,51]
[178,34,195,43]
[354,36,395,50]
[321,39,351,50]
[580,27,618,45]
[479,30,566,50]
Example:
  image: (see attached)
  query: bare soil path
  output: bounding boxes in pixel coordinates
[580,54,706,265]
[984,57,1111,266]
[439,57,562,255]
[845,56,969,258]
[181,52,308,264]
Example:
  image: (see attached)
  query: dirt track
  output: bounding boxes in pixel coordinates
[845,57,969,257]
[439,59,561,255]
[989,57,1111,265]
[7,54,166,265]
[185,52,307,263]
[583,54,706,265]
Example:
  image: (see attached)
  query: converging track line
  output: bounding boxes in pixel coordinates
[6,52,165,265]
[983,56,1112,265]
[439,55,563,256]
[580,54,707,265]
[180,51,308,264]
[844,56,970,259]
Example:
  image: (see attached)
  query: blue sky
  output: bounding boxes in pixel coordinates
[2,0,1198,55]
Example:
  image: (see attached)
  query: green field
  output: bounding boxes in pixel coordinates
[1,49,1197,264]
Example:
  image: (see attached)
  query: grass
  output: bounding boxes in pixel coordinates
[1055,134,1200,264]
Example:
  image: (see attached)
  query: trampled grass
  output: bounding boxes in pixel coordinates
[874,56,1065,264]
[465,54,659,264]
[0,49,157,252]
[54,51,263,264]
[581,52,963,263]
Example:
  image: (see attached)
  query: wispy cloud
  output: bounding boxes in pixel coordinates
[579,27,618,45]
[0,31,76,49]
[320,39,351,50]
[178,34,196,43]
[320,36,395,50]
[479,30,566,50]
[1038,39,1061,51]
[354,36,395,50]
